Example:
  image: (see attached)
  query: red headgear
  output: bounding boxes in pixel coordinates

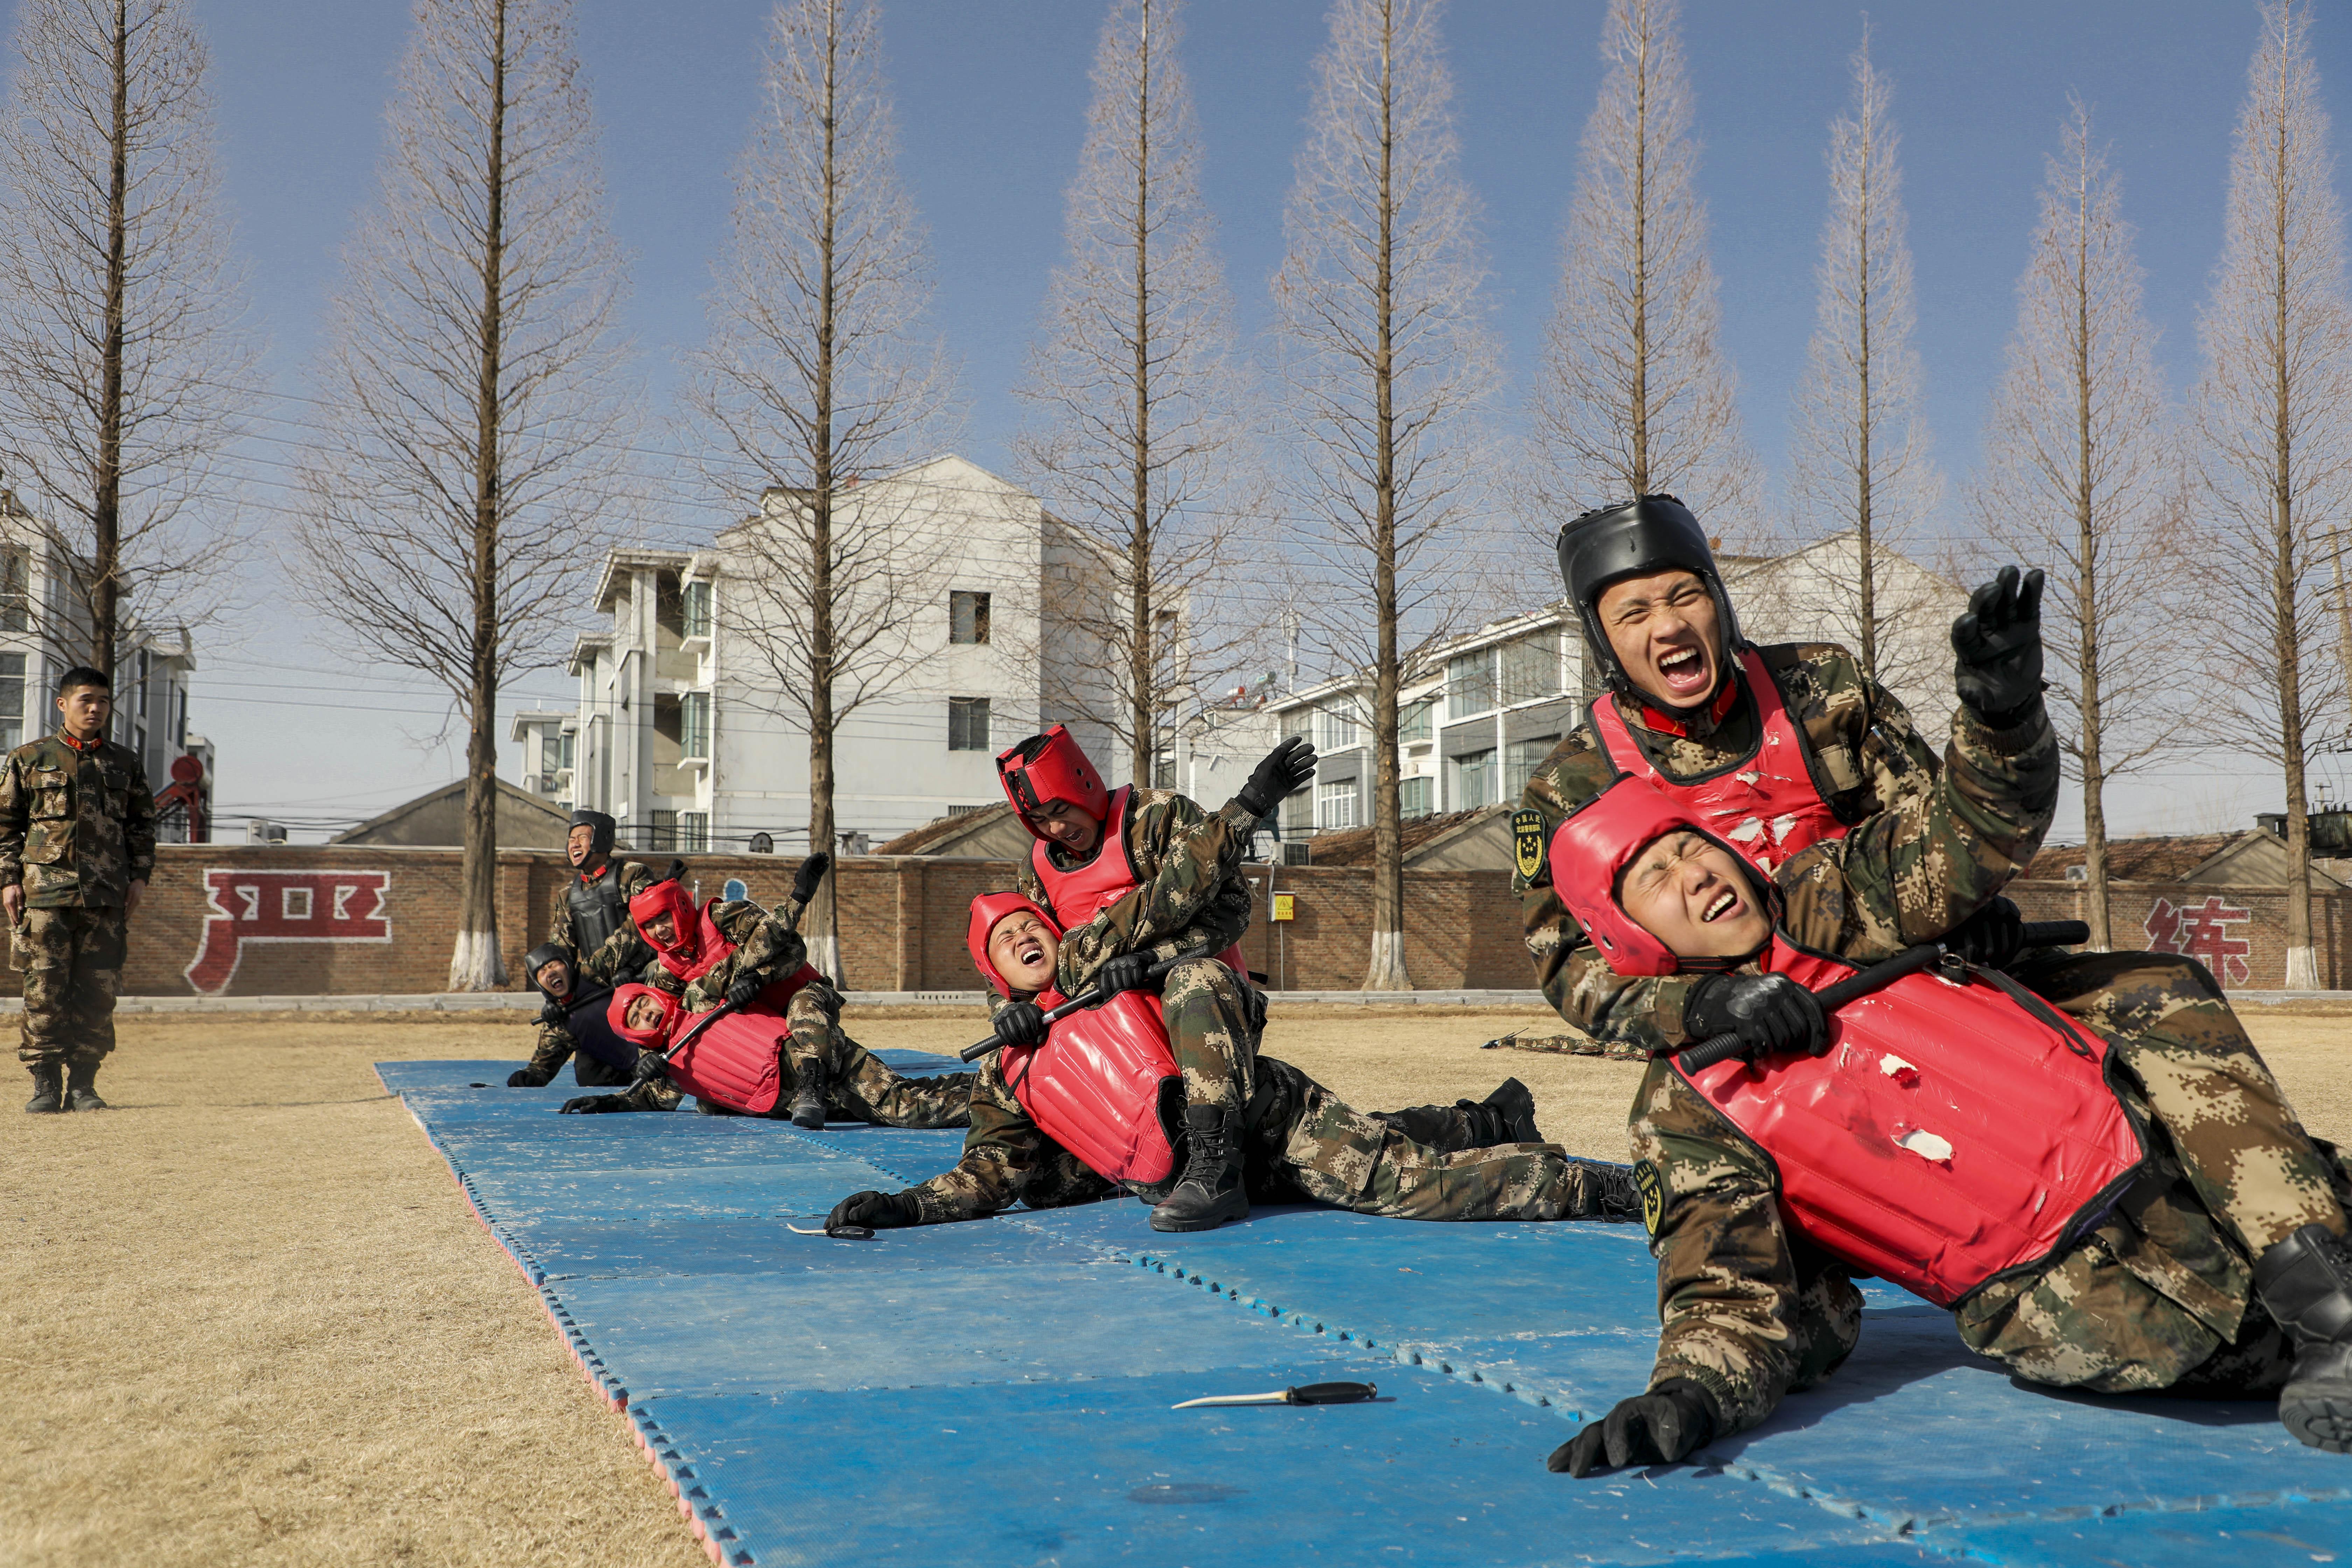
[996,724,1108,841]
[967,891,1062,999]
[629,880,705,967]
[607,983,683,1049]
[1546,776,1746,978]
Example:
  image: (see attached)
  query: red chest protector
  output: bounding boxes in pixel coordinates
[664,1004,792,1115]
[1030,786,1247,975]
[1589,649,1850,876]
[1001,988,1182,1186]
[1675,936,2149,1308]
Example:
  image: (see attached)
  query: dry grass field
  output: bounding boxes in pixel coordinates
[3,1002,2346,1566]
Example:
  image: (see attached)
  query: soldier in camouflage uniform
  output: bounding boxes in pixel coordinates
[1514,497,1939,1054]
[1550,568,2352,1475]
[547,809,654,986]
[507,942,639,1090]
[0,666,156,1113]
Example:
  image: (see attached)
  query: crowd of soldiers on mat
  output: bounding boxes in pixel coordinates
[20,494,2350,1479]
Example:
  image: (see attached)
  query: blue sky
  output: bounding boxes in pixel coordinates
[24,0,2340,838]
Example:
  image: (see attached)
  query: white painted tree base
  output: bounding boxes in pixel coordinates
[1361,929,1411,992]
[808,933,842,988]
[447,927,507,991]
[2284,944,2320,990]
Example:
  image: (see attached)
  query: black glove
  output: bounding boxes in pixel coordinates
[792,851,832,907]
[1234,736,1318,820]
[537,999,567,1029]
[1948,894,2025,969]
[507,1067,552,1088]
[1093,951,1155,999]
[994,1000,1049,1049]
[1952,565,2045,725]
[1548,1380,1719,1476]
[723,974,763,1010]
[1684,973,1826,1058]
[826,1190,921,1231]
[560,1093,628,1114]
[631,1049,671,1085]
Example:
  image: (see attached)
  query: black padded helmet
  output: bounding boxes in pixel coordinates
[523,941,575,998]
[1555,495,1744,703]
[567,808,616,859]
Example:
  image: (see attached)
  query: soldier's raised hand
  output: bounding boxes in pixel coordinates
[1952,565,2045,723]
[792,851,832,907]
[1235,736,1318,820]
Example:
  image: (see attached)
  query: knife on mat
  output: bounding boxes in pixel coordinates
[1171,1381,1377,1410]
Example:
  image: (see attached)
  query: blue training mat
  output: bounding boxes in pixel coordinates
[382,1055,2352,1566]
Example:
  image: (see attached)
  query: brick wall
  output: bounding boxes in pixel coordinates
[24,845,2349,997]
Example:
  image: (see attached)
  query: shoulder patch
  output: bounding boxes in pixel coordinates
[1633,1158,1664,1235]
[1511,808,1549,884]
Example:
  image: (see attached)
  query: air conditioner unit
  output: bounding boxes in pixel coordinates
[1279,841,1311,867]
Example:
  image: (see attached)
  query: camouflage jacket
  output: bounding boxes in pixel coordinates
[1629,696,2062,1435]
[903,1046,1122,1222]
[1516,644,1937,1051]
[547,859,656,984]
[634,898,810,1014]
[0,733,159,910]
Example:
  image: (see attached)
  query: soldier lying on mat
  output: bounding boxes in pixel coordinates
[564,979,978,1127]
[506,941,644,1090]
[1546,566,2352,1478]
[820,887,1642,1237]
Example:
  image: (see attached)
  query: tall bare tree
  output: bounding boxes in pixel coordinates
[1784,26,1942,692]
[682,0,953,982]
[1012,0,1249,788]
[1533,0,1756,527]
[291,0,637,990]
[0,0,255,676]
[1970,102,2183,951]
[1274,0,1499,992]
[2189,0,2352,989]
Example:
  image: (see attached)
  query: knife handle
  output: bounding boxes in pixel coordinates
[1287,1381,1377,1405]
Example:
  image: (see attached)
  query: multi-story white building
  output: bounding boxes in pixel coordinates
[560,455,1127,853]
[1268,531,1963,836]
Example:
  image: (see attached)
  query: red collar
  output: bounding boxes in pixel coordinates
[56,731,101,754]
[1631,674,1741,737]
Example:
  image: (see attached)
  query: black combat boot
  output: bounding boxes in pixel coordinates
[23,1063,61,1114]
[2252,1223,2352,1452]
[1460,1077,1543,1147]
[1150,1104,1249,1233]
[788,1053,828,1130]
[63,1061,106,1111]
[1582,1161,1644,1223]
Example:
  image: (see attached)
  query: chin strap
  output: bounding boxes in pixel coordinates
[1631,673,1741,738]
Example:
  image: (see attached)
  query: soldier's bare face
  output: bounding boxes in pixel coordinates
[987,911,1059,994]
[56,682,110,742]
[624,993,669,1032]
[642,910,678,945]
[1031,797,1101,855]
[1619,830,1771,960]
[1597,570,1722,709]
[534,960,571,999]
[567,826,597,867]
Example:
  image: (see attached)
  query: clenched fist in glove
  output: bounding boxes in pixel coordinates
[507,1067,552,1088]
[1548,1380,1719,1477]
[1684,972,1826,1059]
[993,1000,1049,1050]
[1948,894,2025,970]
[632,1049,672,1085]
[1234,736,1318,821]
[723,974,764,1010]
[827,1190,922,1231]
[1953,565,2045,726]
[537,998,568,1030]
[1093,951,1155,999]
[792,850,832,908]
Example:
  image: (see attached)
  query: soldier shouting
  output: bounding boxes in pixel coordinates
[0,666,157,1113]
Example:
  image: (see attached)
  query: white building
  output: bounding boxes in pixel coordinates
[1268,531,1963,838]
[510,709,573,804]
[561,456,1127,853]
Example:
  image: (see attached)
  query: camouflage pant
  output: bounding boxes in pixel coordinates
[784,983,973,1129]
[15,906,126,1067]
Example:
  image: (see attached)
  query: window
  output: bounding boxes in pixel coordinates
[681,691,712,760]
[1316,779,1358,830]
[1500,632,1561,705]
[678,811,710,853]
[648,808,677,851]
[1315,702,1360,753]
[682,581,712,638]
[1399,698,1435,743]
[558,729,576,771]
[1447,649,1496,716]
[1400,776,1433,818]
[948,697,991,750]
[950,590,992,645]
[0,653,23,754]
[1505,736,1558,806]
[0,547,26,632]
[1450,747,1496,810]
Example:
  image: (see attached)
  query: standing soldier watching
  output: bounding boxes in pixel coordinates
[548,808,652,984]
[0,667,157,1113]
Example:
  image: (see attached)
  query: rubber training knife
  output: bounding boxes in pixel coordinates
[1171,1381,1377,1410]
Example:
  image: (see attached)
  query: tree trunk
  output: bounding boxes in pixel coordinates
[806,1,843,984]
[450,0,510,991]
[1626,1,1649,494]
[1128,0,1154,788]
[1362,0,1409,992]
[2072,195,2113,952]
[2269,96,2317,989]
[92,0,130,677]
[1853,121,1876,683]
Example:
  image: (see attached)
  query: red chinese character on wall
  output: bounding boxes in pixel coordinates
[2144,894,2253,986]
[184,869,393,995]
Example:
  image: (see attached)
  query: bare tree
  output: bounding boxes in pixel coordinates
[290,0,638,990]
[1012,0,1251,788]
[681,0,953,982]
[0,0,256,675]
[1784,26,1942,693]
[2188,0,2352,989]
[1273,0,1499,992]
[1970,101,2184,951]
[1532,0,1757,528]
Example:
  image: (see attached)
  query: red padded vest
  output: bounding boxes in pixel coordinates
[1029,785,1247,974]
[1001,988,1182,1186]
[1674,934,2148,1308]
[1589,648,1849,876]
[663,1005,791,1116]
